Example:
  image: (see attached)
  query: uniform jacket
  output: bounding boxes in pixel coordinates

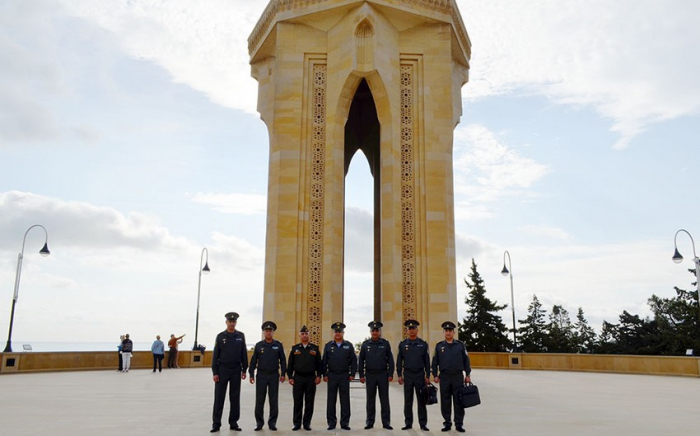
[322,340,358,377]
[287,342,322,379]
[212,329,248,376]
[396,337,430,378]
[358,338,395,377]
[431,339,471,377]
[249,339,286,377]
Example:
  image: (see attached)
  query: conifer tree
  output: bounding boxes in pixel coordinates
[572,307,597,353]
[517,294,548,352]
[458,258,511,351]
[545,305,575,353]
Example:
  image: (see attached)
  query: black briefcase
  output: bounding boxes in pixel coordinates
[420,383,439,405]
[457,382,481,408]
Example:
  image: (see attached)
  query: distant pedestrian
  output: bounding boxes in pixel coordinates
[358,321,394,430]
[151,335,165,372]
[287,325,322,431]
[432,321,471,433]
[117,334,125,372]
[211,312,248,433]
[121,334,133,373]
[249,321,286,431]
[167,333,186,368]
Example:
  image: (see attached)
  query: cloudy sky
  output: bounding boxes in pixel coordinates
[1,0,698,350]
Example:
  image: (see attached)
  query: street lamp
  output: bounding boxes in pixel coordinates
[501,250,517,351]
[193,247,210,350]
[3,225,51,353]
[672,229,700,323]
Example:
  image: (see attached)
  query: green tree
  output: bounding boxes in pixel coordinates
[458,258,512,351]
[614,311,661,355]
[545,305,575,353]
[595,321,620,354]
[648,285,700,355]
[517,295,548,352]
[572,308,597,353]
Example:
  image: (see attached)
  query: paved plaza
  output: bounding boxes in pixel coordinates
[0,368,698,435]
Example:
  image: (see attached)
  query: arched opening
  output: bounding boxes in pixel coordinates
[343,79,380,340]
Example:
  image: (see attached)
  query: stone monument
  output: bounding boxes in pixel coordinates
[248,0,470,349]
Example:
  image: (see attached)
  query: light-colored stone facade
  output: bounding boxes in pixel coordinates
[249,0,470,349]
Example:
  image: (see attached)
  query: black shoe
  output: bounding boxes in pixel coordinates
[456,427,465,433]
[384,425,393,430]
[304,425,312,431]
[293,425,301,431]
[270,426,277,431]
[328,426,336,430]
[210,427,220,433]
[420,426,430,431]
[441,426,451,432]
[254,426,263,431]
[230,425,242,431]
[365,425,374,429]
[401,426,412,430]
[341,426,351,431]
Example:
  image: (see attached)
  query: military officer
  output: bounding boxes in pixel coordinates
[358,321,395,430]
[396,319,431,431]
[287,325,322,431]
[249,321,286,431]
[211,312,248,433]
[431,321,471,433]
[322,322,357,431]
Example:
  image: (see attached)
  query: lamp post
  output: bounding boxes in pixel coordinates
[501,250,517,351]
[672,229,700,323]
[193,247,210,350]
[3,225,51,353]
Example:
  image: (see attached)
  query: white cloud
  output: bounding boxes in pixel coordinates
[519,225,573,243]
[0,191,189,251]
[459,0,700,148]
[0,191,266,344]
[455,238,686,333]
[58,0,265,114]
[188,192,268,215]
[0,1,65,144]
[453,124,548,219]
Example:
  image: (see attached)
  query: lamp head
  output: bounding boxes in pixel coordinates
[202,262,210,274]
[39,243,50,257]
[501,265,509,276]
[672,248,683,264]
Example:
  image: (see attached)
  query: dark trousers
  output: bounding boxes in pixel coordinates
[254,373,280,427]
[212,367,242,428]
[365,372,391,426]
[167,347,178,368]
[326,372,351,427]
[152,353,164,371]
[118,352,123,371]
[439,373,465,427]
[403,371,428,427]
[292,375,316,427]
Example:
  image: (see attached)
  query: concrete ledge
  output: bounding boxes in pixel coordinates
[2,350,699,377]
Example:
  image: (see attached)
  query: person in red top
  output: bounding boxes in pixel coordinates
[167,333,185,368]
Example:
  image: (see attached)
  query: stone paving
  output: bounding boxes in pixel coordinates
[0,368,698,436]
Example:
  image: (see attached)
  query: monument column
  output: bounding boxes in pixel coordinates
[249,0,471,349]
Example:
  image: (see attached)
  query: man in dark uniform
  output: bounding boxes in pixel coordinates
[322,322,357,431]
[249,321,286,431]
[358,321,394,430]
[396,319,431,431]
[287,325,322,431]
[431,321,471,433]
[211,312,248,433]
